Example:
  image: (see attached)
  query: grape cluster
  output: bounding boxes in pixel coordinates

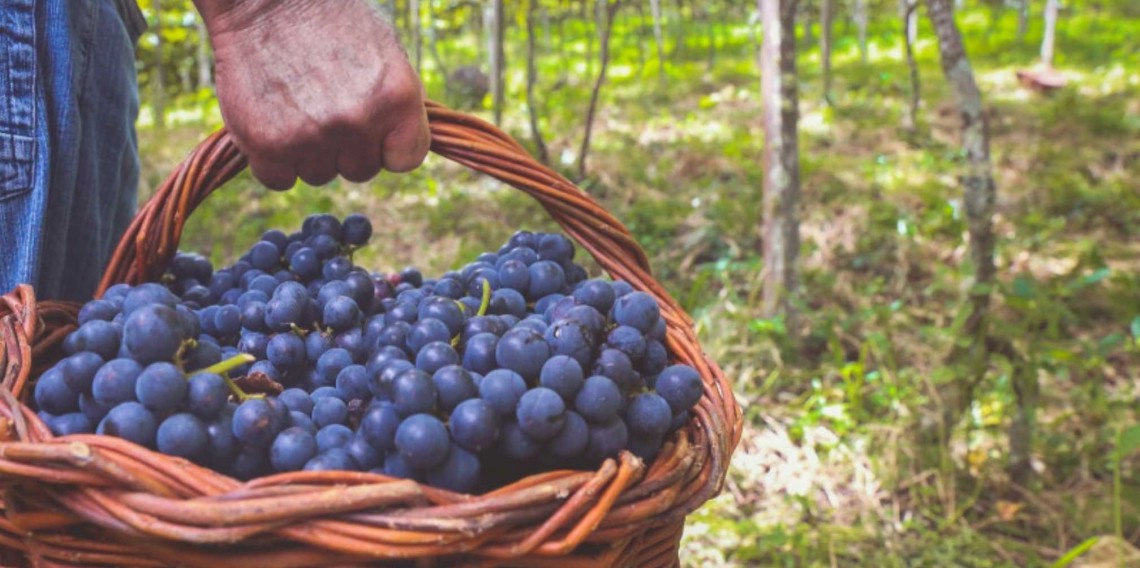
[32,214,704,493]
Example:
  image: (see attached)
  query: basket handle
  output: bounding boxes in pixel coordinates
[96,101,690,328]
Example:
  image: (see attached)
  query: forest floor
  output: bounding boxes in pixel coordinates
[138,7,1140,566]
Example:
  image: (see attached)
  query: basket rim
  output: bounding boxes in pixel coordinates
[0,100,742,565]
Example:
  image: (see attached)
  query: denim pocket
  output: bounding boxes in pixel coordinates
[0,0,38,200]
[0,133,34,199]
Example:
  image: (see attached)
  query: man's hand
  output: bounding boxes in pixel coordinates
[194,0,430,189]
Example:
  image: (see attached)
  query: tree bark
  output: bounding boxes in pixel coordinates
[820,0,833,104]
[1041,0,1058,69]
[921,0,998,455]
[901,0,921,129]
[153,0,165,129]
[489,0,506,126]
[195,15,212,90]
[526,0,550,164]
[801,0,813,47]
[1017,0,1029,42]
[577,0,620,180]
[759,0,801,324]
[855,0,869,63]
[650,0,666,81]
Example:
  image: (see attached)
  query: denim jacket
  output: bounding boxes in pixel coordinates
[0,0,144,301]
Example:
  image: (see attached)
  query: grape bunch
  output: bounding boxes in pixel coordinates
[32,214,704,493]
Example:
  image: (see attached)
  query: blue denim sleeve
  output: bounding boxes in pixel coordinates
[0,0,142,302]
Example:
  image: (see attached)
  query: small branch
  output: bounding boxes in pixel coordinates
[577,0,621,180]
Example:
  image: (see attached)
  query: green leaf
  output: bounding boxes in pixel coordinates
[1119,425,1140,458]
[1049,536,1100,568]
[1130,316,1140,340]
[1012,276,1037,299]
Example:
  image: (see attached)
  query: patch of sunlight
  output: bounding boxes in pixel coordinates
[799,106,831,136]
[608,62,635,80]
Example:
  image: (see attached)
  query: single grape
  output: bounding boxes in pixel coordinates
[314,348,354,387]
[654,365,703,414]
[640,340,668,377]
[593,348,638,392]
[341,214,373,245]
[78,299,119,325]
[583,417,629,463]
[249,241,282,271]
[315,423,355,452]
[489,288,527,318]
[425,447,481,493]
[232,399,282,447]
[606,325,647,362]
[390,368,437,417]
[626,432,664,462]
[539,355,585,403]
[97,402,158,448]
[407,318,450,353]
[571,279,615,314]
[533,293,565,316]
[626,393,672,439]
[516,388,566,441]
[45,412,93,436]
[544,319,595,370]
[449,398,500,453]
[525,261,566,301]
[270,427,318,472]
[35,367,79,415]
[495,327,549,381]
[382,452,417,479]
[311,396,349,428]
[66,320,120,361]
[415,341,459,375]
[135,362,187,413]
[418,298,465,337]
[92,358,144,407]
[345,435,381,469]
[461,333,499,375]
[156,413,208,460]
[323,296,361,332]
[611,291,660,335]
[395,414,450,469]
[574,376,622,424]
[478,369,527,417]
[122,305,186,364]
[431,365,477,411]
[360,402,402,452]
[547,410,588,459]
[497,422,541,460]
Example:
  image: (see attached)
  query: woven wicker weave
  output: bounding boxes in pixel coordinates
[0,101,741,567]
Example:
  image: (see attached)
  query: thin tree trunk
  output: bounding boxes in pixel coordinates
[195,16,211,90]
[526,0,550,164]
[1017,0,1029,42]
[650,0,666,81]
[759,0,801,325]
[820,0,833,104]
[671,0,686,59]
[855,0,869,63]
[920,0,998,456]
[410,0,422,74]
[1041,0,1057,69]
[705,2,716,70]
[901,0,921,129]
[802,0,813,47]
[1008,352,1038,487]
[426,0,450,100]
[542,6,551,51]
[577,0,620,180]
[586,0,596,75]
[635,0,648,71]
[153,0,165,129]
[488,0,506,126]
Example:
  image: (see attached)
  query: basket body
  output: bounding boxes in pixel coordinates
[0,102,740,567]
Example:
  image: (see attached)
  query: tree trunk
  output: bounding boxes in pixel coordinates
[705,2,716,71]
[526,0,550,164]
[489,0,506,126]
[801,0,813,47]
[650,0,666,81]
[577,0,620,180]
[855,0,869,63]
[153,0,165,129]
[1041,0,1058,69]
[1017,0,1029,42]
[410,0,422,74]
[901,0,921,129]
[920,0,998,457]
[820,0,833,104]
[759,0,801,324]
[195,15,212,90]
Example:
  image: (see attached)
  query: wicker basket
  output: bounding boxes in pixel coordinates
[0,101,741,567]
